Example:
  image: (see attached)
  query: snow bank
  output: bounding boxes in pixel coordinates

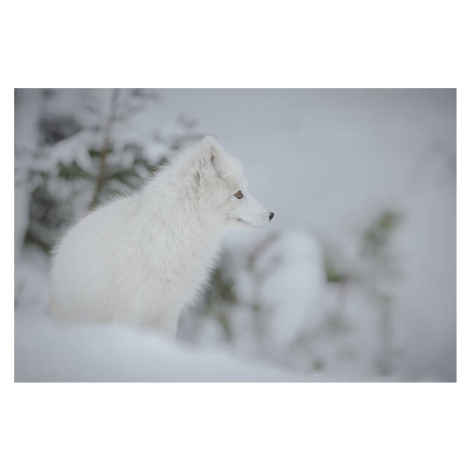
[14,316,307,382]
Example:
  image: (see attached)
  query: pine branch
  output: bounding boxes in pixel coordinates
[89,89,120,209]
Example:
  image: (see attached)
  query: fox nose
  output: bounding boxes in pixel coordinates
[269,212,274,221]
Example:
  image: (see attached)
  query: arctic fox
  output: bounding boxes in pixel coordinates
[50,136,274,338]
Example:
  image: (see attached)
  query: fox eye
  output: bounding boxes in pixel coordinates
[234,191,244,199]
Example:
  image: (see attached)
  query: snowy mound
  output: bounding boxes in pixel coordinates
[15,316,306,382]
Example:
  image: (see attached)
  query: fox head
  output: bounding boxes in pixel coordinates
[187,136,274,230]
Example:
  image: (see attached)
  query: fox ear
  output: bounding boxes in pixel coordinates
[202,135,221,161]
[199,135,223,177]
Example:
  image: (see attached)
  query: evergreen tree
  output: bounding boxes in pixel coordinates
[16,89,203,253]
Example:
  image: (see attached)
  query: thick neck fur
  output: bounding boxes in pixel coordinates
[132,149,226,290]
[140,150,226,239]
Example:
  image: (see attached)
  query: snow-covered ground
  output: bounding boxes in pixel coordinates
[15,315,305,382]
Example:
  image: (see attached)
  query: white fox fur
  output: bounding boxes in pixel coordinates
[50,136,273,338]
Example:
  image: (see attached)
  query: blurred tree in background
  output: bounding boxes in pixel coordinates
[15,89,204,253]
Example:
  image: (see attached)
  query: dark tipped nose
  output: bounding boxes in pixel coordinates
[269,212,274,221]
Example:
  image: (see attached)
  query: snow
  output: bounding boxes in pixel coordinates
[47,130,98,173]
[234,230,325,347]
[258,232,325,345]
[15,316,305,382]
